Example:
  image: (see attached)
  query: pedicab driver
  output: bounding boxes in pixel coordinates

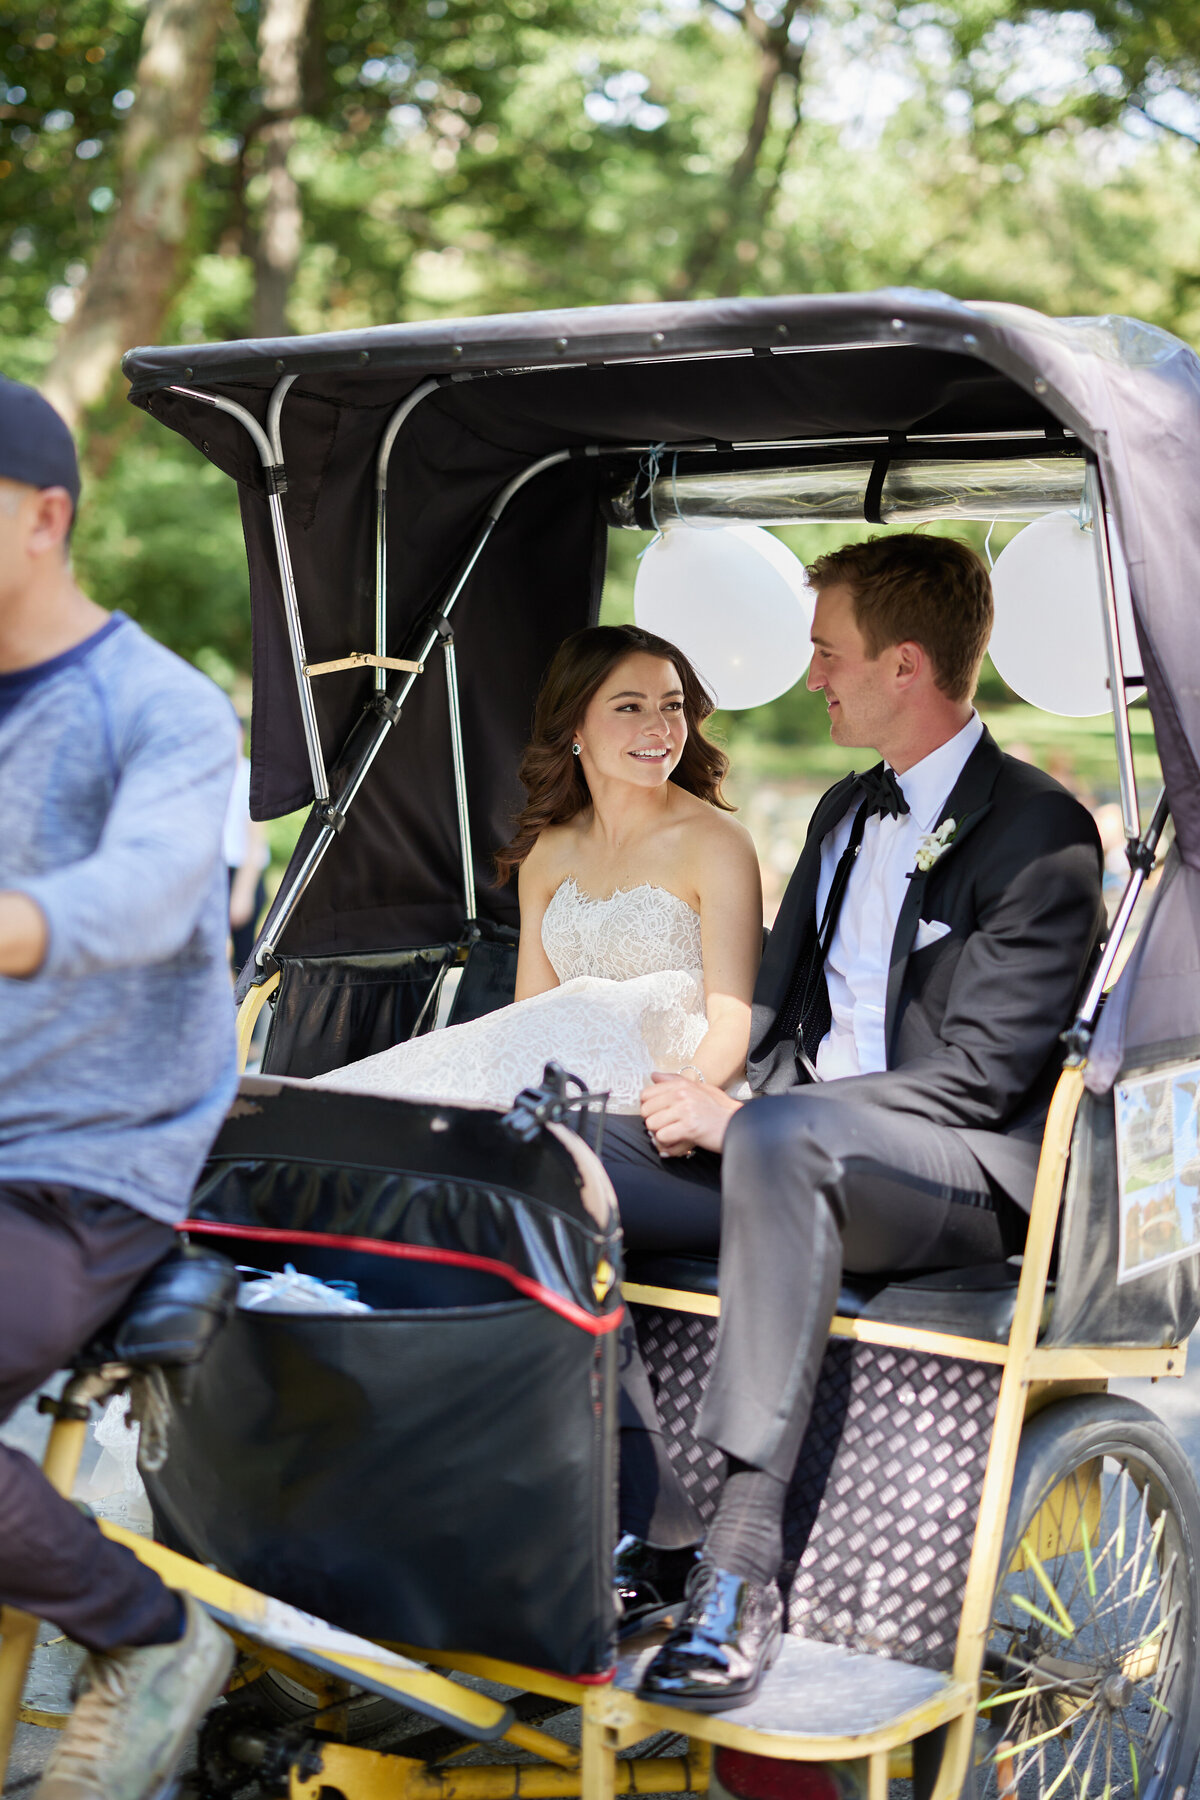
[604,533,1107,1710]
[0,378,239,1796]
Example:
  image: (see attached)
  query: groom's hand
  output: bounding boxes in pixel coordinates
[641,1072,742,1157]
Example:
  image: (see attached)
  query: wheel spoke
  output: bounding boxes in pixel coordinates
[1082,1513,1098,1602]
[1021,1538,1082,1637]
[1009,1594,1077,1641]
[1039,1708,1106,1800]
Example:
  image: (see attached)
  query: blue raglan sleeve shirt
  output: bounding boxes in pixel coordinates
[0,615,241,1224]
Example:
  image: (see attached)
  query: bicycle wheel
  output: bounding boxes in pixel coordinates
[972,1394,1200,1800]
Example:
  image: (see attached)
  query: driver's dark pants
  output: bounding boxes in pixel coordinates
[604,1093,1017,1547]
[0,1183,184,1651]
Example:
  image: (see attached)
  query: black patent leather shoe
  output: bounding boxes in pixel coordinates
[614,1534,701,1639]
[635,1563,784,1711]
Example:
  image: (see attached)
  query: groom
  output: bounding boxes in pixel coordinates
[602,531,1105,1709]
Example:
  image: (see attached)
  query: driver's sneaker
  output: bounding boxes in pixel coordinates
[35,1595,233,1800]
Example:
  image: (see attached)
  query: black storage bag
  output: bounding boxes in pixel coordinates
[149,1076,620,1675]
[260,946,458,1078]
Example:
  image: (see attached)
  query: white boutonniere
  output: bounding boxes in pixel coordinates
[914,817,957,873]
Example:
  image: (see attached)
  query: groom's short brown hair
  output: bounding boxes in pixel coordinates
[806,533,993,705]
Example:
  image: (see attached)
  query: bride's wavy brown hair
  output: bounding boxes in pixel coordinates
[495,625,733,885]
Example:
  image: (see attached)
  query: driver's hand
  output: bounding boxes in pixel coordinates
[640,1072,742,1157]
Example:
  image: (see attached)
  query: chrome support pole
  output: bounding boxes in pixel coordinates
[1084,462,1139,843]
[374,379,443,692]
[167,377,329,804]
[165,384,275,467]
[1068,785,1169,1047]
[264,374,328,803]
[266,372,298,464]
[441,628,476,921]
[265,482,328,803]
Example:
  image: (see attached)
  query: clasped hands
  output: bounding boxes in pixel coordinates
[640,1069,742,1158]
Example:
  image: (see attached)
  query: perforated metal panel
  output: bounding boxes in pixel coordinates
[631,1305,1001,1672]
[631,1307,725,1521]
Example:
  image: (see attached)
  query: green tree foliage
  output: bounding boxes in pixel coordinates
[2,0,1200,685]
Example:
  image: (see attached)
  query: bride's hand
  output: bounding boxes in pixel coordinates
[641,1072,742,1157]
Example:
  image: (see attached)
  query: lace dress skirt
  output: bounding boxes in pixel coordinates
[312,880,708,1114]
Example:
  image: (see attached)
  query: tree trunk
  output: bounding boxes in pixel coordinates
[252,0,312,340]
[42,0,230,431]
[671,0,807,300]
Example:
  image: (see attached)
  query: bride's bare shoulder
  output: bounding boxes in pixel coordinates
[673,789,756,858]
[523,818,586,887]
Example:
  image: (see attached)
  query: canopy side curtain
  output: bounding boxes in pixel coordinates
[244,450,608,958]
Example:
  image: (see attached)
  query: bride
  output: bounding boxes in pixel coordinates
[313,623,763,1121]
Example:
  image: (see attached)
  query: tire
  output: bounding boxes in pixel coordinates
[970,1395,1200,1800]
[220,1661,407,1746]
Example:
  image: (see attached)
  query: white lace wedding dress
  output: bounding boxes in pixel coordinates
[312,878,708,1114]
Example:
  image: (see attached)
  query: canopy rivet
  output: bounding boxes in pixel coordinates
[202,440,209,455]
[275,359,285,373]
[963,333,978,348]
[775,323,788,338]
[358,350,369,364]
[1034,376,1048,393]
[891,318,905,333]
[450,344,463,359]
[183,366,193,378]
[650,332,665,348]
[553,337,569,352]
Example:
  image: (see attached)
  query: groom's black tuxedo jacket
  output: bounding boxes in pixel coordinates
[747,727,1106,1210]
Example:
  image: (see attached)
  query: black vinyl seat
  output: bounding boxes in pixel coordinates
[77,1244,238,1372]
[623,1252,885,1318]
[623,1252,1044,1344]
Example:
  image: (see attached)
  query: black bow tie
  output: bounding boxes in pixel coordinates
[858,764,909,822]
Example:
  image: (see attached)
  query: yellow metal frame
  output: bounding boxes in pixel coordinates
[1,1066,1190,1800]
[235,969,280,1072]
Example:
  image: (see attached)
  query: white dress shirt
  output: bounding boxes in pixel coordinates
[813,712,983,1080]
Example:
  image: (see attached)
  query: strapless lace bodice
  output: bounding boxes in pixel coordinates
[314,880,710,1114]
[542,879,703,984]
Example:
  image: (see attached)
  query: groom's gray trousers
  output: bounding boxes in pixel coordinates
[605,1090,1011,1546]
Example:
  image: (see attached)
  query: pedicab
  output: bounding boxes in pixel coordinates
[4,289,1200,1800]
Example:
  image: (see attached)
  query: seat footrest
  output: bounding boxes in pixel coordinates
[616,1633,959,1740]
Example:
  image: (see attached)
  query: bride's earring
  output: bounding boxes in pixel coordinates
[572,743,581,756]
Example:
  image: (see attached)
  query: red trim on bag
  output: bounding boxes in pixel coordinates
[181,1220,623,1337]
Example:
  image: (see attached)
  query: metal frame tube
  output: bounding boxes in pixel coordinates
[375,379,443,692]
[442,632,477,921]
[166,377,329,804]
[164,383,275,463]
[267,372,297,463]
[1084,461,1139,843]
[266,484,328,802]
[1071,786,1169,1036]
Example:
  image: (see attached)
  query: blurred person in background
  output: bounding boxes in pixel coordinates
[224,729,269,975]
[0,376,238,1800]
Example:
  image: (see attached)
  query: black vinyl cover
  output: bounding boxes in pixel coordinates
[1046,1081,1200,1348]
[260,921,520,1079]
[151,1080,621,1673]
[261,944,457,1078]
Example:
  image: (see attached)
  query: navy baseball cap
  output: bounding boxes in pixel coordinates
[0,375,80,513]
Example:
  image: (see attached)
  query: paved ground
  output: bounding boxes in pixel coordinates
[5,1337,1200,1798]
